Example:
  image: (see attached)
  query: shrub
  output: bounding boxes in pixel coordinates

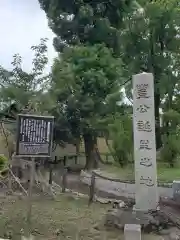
[160,133,180,167]
[161,109,180,167]
[0,155,8,171]
[109,115,133,167]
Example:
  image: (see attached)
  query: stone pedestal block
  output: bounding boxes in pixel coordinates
[124,224,141,240]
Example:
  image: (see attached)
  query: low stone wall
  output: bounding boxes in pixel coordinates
[80,170,173,187]
[80,170,173,199]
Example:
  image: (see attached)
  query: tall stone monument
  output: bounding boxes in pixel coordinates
[133,72,159,211]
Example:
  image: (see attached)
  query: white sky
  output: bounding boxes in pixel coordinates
[0,0,132,104]
[0,0,57,73]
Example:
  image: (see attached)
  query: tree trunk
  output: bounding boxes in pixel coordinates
[165,90,173,137]
[104,134,119,163]
[75,138,80,155]
[94,145,108,165]
[154,92,162,149]
[83,133,98,169]
[169,162,174,168]
[149,29,162,150]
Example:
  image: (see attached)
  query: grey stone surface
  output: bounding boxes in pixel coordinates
[133,73,158,211]
[172,181,180,202]
[124,224,141,240]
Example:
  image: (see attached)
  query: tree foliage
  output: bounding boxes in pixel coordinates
[121,0,180,148]
[39,0,180,166]
[1,0,180,169]
[0,38,49,111]
[38,0,133,53]
[50,44,123,168]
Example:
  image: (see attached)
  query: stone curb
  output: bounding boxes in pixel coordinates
[117,180,172,188]
[158,182,172,188]
[81,170,173,188]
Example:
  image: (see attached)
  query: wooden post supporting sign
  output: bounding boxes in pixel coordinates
[15,114,54,235]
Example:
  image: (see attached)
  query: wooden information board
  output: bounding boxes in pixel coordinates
[16,114,54,157]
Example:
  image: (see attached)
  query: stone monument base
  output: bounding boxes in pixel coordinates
[104,204,172,233]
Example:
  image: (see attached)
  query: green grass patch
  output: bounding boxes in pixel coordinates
[78,153,180,182]
[101,164,134,180]
[101,163,180,182]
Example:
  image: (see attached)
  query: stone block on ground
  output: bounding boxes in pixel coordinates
[21,235,35,240]
[94,195,126,207]
[124,224,141,240]
[172,181,180,202]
